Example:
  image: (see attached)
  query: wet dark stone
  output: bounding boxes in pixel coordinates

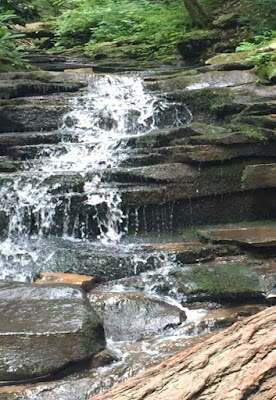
[0,104,67,133]
[0,132,61,156]
[89,290,186,341]
[0,283,105,383]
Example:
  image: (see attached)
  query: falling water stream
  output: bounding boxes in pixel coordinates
[0,74,192,279]
[0,74,211,398]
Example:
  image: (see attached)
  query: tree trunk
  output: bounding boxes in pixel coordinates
[183,0,211,28]
[90,307,276,400]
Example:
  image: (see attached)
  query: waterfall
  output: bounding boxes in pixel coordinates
[0,74,192,281]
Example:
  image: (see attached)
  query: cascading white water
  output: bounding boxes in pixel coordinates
[0,74,192,281]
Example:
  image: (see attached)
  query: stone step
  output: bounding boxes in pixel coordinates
[0,171,85,194]
[26,51,94,72]
[105,158,276,197]
[0,132,61,156]
[123,143,276,167]
[132,122,276,149]
[8,144,67,160]
[0,101,68,133]
[0,71,88,100]
[199,225,276,248]
[35,272,96,291]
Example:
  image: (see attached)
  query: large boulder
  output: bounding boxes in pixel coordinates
[0,283,105,383]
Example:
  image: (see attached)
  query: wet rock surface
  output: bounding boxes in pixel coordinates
[0,71,88,100]
[0,283,105,383]
[119,253,270,304]
[89,289,186,341]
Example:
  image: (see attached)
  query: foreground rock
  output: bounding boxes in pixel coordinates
[0,283,105,383]
[90,306,276,400]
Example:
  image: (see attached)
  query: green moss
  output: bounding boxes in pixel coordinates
[236,124,266,140]
[187,263,261,299]
[181,29,216,41]
[206,51,256,65]
[0,62,19,73]
[210,92,236,111]
[27,71,53,82]
[85,39,182,67]
[203,163,245,185]
[0,161,18,172]
[196,230,212,243]
[82,316,106,354]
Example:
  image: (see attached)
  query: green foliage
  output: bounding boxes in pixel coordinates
[31,0,75,19]
[236,31,276,81]
[241,0,276,33]
[252,52,276,81]
[236,31,276,52]
[0,0,38,22]
[0,8,27,70]
[54,0,188,49]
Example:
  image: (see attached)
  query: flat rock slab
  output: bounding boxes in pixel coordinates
[35,272,96,291]
[0,283,105,383]
[200,226,276,247]
[89,290,186,341]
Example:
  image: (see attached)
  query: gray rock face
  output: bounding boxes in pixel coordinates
[0,103,67,133]
[89,290,186,341]
[0,283,105,383]
[242,163,276,190]
[0,71,87,100]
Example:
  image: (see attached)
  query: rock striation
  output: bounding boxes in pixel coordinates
[90,306,276,400]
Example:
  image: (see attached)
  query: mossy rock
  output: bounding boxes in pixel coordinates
[171,262,263,302]
[213,12,239,28]
[0,160,19,172]
[231,124,267,141]
[85,40,183,68]
[206,51,256,66]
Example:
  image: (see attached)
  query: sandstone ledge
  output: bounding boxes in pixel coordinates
[90,306,276,400]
